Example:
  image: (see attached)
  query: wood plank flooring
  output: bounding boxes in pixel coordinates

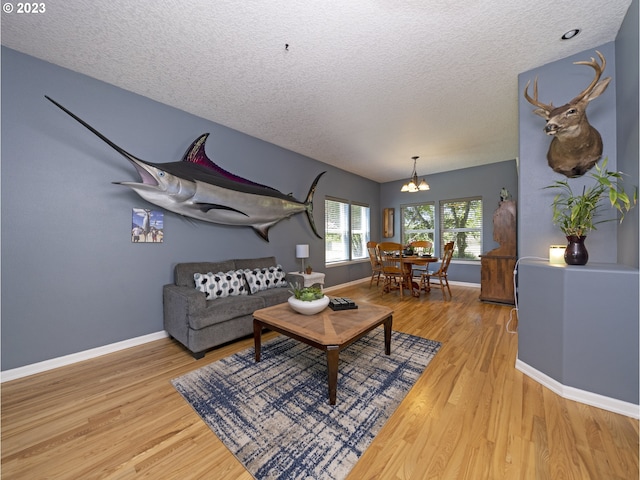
[2,283,638,479]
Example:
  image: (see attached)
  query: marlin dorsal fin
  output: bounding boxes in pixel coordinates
[181,134,278,191]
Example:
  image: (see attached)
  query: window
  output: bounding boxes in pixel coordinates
[401,203,435,246]
[325,198,370,264]
[439,197,483,260]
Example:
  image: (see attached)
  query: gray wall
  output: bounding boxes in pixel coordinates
[380,160,519,284]
[1,47,379,370]
[518,260,638,404]
[516,0,639,406]
[616,0,639,268]
[518,42,620,261]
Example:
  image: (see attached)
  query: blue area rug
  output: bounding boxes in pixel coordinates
[172,329,441,480]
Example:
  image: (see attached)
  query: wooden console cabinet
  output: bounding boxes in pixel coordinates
[480,200,516,305]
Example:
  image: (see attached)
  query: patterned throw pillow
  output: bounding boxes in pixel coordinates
[194,270,248,300]
[243,264,288,294]
[213,270,248,299]
[194,272,217,300]
[268,264,288,289]
[243,268,266,294]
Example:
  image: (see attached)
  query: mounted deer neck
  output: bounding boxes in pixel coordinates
[524,50,611,178]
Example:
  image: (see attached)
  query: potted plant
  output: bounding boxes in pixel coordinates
[287,282,329,315]
[305,265,313,274]
[545,158,636,265]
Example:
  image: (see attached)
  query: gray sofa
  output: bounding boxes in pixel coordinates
[163,256,301,359]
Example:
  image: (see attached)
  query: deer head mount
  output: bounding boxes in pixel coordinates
[524,51,611,178]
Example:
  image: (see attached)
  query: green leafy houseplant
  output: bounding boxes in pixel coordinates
[288,282,323,302]
[545,158,637,237]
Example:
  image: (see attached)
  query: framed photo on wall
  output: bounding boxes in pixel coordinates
[132,208,164,243]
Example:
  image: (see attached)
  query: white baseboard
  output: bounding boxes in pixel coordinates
[1,331,169,383]
[516,358,640,419]
[449,280,480,288]
[323,277,369,292]
[324,277,481,292]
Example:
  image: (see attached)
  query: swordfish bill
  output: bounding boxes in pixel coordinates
[45,96,325,241]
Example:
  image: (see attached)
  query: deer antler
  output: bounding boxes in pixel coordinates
[569,50,606,104]
[524,77,553,116]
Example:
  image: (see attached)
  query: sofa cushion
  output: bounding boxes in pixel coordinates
[176,261,236,287]
[234,256,278,270]
[254,287,292,307]
[187,294,265,329]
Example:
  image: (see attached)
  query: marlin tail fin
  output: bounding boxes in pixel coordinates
[304,172,326,239]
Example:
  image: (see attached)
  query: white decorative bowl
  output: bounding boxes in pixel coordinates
[288,295,330,315]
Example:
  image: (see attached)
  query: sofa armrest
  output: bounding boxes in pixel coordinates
[163,284,207,313]
[163,284,207,348]
[286,272,304,286]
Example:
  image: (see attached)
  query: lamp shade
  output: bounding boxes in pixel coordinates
[296,244,309,259]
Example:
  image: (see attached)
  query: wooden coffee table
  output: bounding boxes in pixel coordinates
[253,302,393,405]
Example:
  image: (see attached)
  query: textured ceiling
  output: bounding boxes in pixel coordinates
[1,0,632,182]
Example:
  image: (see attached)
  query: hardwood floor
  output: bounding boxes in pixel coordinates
[2,283,638,479]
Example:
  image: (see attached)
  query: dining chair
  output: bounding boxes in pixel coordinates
[421,241,455,299]
[377,242,412,298]
[366,241,383,287]
[409,240,434,280]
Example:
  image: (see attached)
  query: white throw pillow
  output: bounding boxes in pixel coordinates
[212,270,248,298]
[194,272,217,300]
[243,268,267,294]
[243,264,287,294]
[268,264,288,289]
[194,270,248,300]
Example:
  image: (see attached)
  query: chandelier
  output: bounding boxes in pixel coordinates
[400,156,430,192]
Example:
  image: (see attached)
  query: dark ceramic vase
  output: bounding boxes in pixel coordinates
[564,235,588,265]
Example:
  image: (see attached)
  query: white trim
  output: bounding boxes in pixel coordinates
[325,259,370,269]
[450,259,481,265]
[325,277,480,291]
[516,358,640,419]
[448,280,480,288]
[1,331,169,383]
[323,277,369,292]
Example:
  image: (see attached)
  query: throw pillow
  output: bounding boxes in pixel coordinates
[194,270,248,300]
[211,270,248,299]
[244,265,288,294]
[194,272,217,300]
[243,268,266,294]
[267,264,288,289]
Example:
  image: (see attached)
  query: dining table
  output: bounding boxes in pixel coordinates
[399,255,439,296]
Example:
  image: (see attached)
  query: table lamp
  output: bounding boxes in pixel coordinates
[549,245,565,265]
[296,244,309,273]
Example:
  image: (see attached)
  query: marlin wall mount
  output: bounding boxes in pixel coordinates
[45,96,325,241]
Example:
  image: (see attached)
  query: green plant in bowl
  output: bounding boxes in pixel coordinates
[288,282,323,302]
